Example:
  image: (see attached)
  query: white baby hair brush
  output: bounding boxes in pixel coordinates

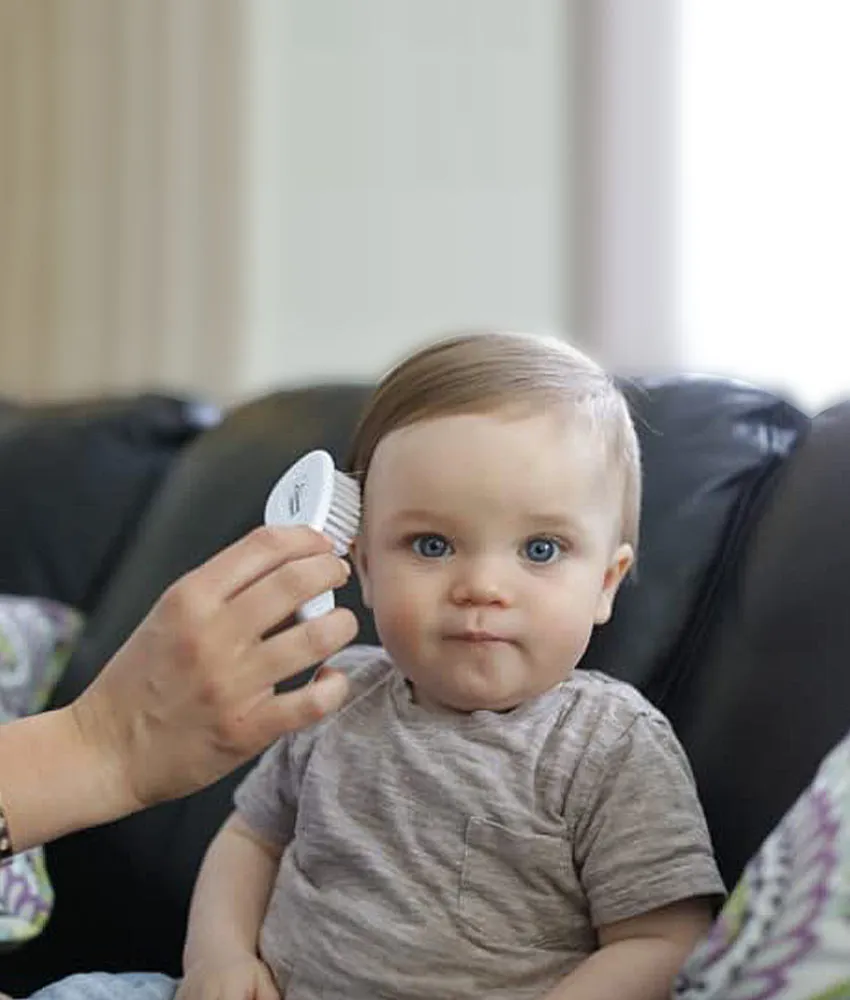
[264,449,361,620]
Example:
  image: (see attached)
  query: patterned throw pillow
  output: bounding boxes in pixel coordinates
[675,728,850,1000]
[0,596,84,949]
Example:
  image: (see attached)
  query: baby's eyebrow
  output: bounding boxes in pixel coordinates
[385,509,586,537]
[386,508,442,525]
[385,509,472,536]
[519,514,591,543]
[526,513,580,530]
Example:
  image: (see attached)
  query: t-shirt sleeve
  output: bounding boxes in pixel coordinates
[571,710,726,928]
[233,736,299,849]
[231,644,389,849]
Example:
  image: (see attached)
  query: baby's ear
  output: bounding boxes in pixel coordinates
[594,543,634,625]
[349,536,372,609]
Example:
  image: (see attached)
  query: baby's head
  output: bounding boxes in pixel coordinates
[348,331,641,714]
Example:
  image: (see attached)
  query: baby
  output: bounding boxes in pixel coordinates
[179,331,723,1000]
[31,332,724,1000]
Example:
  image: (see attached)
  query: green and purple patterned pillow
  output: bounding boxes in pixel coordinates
[675,728,850,1000]
[0,596,83,949]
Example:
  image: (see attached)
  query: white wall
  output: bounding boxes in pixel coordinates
[680,0,850,412]
[0,0,244,402]
[6,2,703,405]
[240,0,571,396]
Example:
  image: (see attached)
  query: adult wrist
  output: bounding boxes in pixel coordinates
[64,695,146,821]
[0,788,15,863]
[0,706,141,854]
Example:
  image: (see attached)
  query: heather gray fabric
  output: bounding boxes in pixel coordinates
[235,646,724,1000]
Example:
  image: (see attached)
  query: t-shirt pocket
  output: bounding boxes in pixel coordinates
[459,817,577,949]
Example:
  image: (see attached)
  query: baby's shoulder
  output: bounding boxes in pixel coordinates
[286,645,393,756]
[313,643,398,724]
[544,672,690,812]
[324,643,394,699]
[568,668,661,710]
[554,669,672,748]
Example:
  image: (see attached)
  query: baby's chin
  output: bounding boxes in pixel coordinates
[400,654,577,714]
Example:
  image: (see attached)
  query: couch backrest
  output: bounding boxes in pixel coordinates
[49,384,376,715]
[15,374,813,983]
[664,401,850,886]
[0,394,218,613]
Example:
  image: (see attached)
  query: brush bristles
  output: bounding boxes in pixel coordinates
[326,470,362,555]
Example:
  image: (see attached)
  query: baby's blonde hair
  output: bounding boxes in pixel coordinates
[348,331,642,553]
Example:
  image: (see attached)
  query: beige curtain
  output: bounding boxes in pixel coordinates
[0,0,244,402]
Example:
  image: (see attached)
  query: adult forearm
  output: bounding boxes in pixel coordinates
[0,707,140,854]
[540,937,693,1000]
[1,527,355,861]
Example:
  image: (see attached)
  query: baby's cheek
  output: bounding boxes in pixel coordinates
[373,583,426,645]
[377,597,419,639]
[549,613,596,663]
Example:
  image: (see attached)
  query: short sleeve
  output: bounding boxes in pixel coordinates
[572,711,726,928]
[233,737,299,849]
[232,644,390,849]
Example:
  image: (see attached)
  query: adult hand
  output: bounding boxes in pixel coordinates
[71,525,358,812]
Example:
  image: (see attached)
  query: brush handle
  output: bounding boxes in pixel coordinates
[297,590,335,621]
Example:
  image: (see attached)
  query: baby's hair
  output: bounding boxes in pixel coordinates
[348,331,642,553]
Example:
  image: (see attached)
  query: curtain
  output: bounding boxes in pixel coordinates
[0,0,243,402]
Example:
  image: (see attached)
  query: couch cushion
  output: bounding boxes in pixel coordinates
[0,394,219,614]
[0,387,372,988]
[582,375,807,701]
[667,402,850,888]
[0,595,84,950]
[54,376,808,709]
[3,376,809,988]
[50,384,375,713]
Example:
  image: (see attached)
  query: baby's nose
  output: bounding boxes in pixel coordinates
[449,557,511,606]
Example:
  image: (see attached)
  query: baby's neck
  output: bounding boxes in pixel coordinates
[406,678,554,716]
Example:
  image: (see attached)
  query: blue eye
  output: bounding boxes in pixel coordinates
[412,534,452,558]
[523,537,562,564]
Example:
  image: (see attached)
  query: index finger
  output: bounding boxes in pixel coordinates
[185,525,333,604]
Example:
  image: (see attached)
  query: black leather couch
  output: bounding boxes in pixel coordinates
[1,375,848,993]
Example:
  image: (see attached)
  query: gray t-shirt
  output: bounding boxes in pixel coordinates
[234,645,724,1000]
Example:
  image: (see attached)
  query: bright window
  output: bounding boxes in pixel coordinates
[680,1,850,412]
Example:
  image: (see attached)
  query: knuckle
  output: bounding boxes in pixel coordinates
[213,712,245,749]
[301,609,352,660]
[298,617,333,661]
[250,524,286,554]
[303,615,340,657]
[168,610,210,667]
[299,686,331,725]
[159,578,196,622]
[158,577,213,642]
[278,553,337,604]
[172,651,227,715]
[252,522,323,553]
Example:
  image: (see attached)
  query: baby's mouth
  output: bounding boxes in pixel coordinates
[445,629,512,644]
